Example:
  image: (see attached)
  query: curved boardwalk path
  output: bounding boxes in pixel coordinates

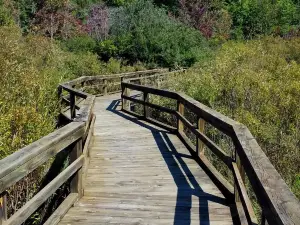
[58,93,234,225]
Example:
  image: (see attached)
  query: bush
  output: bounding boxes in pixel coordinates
[64,35,97,52]
[228,0,300,39]
[167,36,300,199]
[104,0,210,67]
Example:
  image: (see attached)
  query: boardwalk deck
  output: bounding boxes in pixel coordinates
[58,93,234,225]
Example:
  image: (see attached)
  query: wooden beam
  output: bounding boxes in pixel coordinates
[70,93,76,119]
[122,82,178,100]
[59,84,89,99]
[43,193,78,225]
[0,122,85,193]
[70,139,83,198]
[175,111,232,167]
[144,92,149,119]
[232,162,258,224]
[233,125,300,225]
[3,156,84,225]
[103,79,107,95]
[0,192,7,225]
[121,95,175,115]
[177,101,184,133]
[197,117,205,156]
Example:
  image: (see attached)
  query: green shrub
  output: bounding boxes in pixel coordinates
[64,35,97,53]
[106,0,210,67]
[167,36,300,198]
[228,0,300,38]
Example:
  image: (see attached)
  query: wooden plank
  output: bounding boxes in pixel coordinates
[4,156,84,225]
[60,84,89,99]
[57,93,234,225]
[62,69,168,87]
[232,162,258,224]
[236,202,248,225]
[122,82,178,100]
[0,122,85,193]
[144,117,176,133]
[233,125,300,225]
[121,95,175,115]
[178,93,237,136]
[43,193,78,225]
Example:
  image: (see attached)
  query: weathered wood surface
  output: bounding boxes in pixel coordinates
[58,93,234,225]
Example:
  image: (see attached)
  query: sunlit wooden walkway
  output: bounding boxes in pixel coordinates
[58,93,233,225]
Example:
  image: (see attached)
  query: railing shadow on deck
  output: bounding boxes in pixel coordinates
[106,99,230,225]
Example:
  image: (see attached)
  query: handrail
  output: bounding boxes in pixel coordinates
[0,69,175,225]
[121,81,300,225]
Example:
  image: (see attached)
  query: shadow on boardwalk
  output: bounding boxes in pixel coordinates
[106,99,229,225]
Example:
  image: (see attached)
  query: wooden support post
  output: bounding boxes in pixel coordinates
[70,93,76,119]
[57,86,62,100]
[234,152,245,203]
[197,117,205,156]
[139,74,143,85]
[103,79,107,95]
[70,139,83,198]
[144,92,149,119]
[0,192,7,225]
[177,101,184,133]
[122,86,130,111]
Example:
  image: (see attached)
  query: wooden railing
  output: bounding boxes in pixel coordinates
[0,69,172,225]
[57,69,168,120]
[121,81,300,225]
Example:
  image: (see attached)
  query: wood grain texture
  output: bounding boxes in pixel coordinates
[233,125,300,225]
[58,93,234,225]
[43,193,78,225]
[0,122,85,193]
[4,156,84,225]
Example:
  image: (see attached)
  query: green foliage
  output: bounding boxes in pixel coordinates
[105,0,135,6]
[293,174,300,199]
[0,4,13,25]
[228,0,300,39]
[64,35,96,52]
[104,0,210,67]
[167,36,300,197]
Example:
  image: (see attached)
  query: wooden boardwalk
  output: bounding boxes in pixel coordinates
[58,93,234,225]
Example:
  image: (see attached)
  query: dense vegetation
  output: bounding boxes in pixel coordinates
[0,0,299,215]
[166,37,300,199]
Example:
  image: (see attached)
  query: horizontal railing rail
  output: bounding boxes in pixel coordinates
[121,81,300,225]
[58,69,169,120]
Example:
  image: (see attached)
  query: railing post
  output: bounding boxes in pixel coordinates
[0,192,7,225]
[197,117,205,156]
[57,86,62,100]
[70,92,76,119]
[122,85,130,111]
[234,152,245,202]
[177,101,184,133]
[70,139,83,198]
[144,92,149,119]
[139,74,143,85]
[103,79,107,95]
